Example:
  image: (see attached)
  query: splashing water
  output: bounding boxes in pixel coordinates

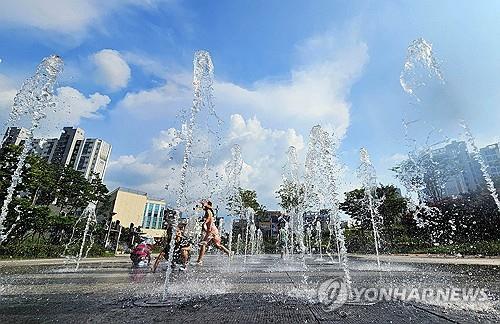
[277,222,290,257]
[399,38,449,240]
[357,148,383,269]
[224,144,243,251]
[400,38,445,101]
[315,220,323,260]
[256,228,263,254]
[227,218,233,252]
[163,50,217,299]
[225,144,243,213]
[305,227,312,255]
[163,50,223,211]
[75,203,97,271]
[244,207,255,261]
[282,146,305,255]
[398,37,447,204]
[302,125,351,290]
[303,126,323,213]
[249,222,256,254]
[328,208,342,264]
[236,233,241,254]
[461,121,500,213]
[0,55,64,242]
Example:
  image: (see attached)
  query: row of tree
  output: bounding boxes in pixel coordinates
[340,181,500,253]
[275,178,500,255]
[0,145,109,257]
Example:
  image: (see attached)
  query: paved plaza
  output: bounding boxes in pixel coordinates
[1,254,500,323]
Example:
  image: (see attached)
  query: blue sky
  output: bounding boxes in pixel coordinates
[1,0,499,208]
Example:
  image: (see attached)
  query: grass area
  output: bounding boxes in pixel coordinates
[0,243,114,259]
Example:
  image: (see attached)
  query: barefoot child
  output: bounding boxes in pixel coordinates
[196,200,231,265]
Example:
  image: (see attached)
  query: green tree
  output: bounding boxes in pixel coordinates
[23,154,58,206]
[0,145,23,202]
[239,188,266,220]
[0,144,109,251]
[339,188,368,229]
[275,179,304,213]
[340,184,417,252]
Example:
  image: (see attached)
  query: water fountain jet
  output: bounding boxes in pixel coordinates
[162,50,216,299]
[0,55,64,242]
[357,148,383,269]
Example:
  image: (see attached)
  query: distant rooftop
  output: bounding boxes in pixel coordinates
[147,196,166,203]
[109,187,166,203]
[110,187,147,196]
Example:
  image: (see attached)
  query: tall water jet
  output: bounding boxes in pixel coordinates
[357,148,383,269]
[398,38,448,241]
[236,233,241,254]
[303,125,351,288]
[303,127,322,216]
[306,227,312,255]
[461,121,500,213]
[277,221,290,257]
[218,214,225,230]
[227,218,233,252]
[249,222,256,255]
[281,146,305,255]
[395,123,446,241]
[399,38,446,194]
[315,220,323,260]
[225,144,243,209]
[0,55,64,242]
[256,228,263,254]
[323,129,351,289]
[163,51,216,299]
[224,144,243,252]
[75,203,97,271]
[328,207,341,264]
[243,207,255,262]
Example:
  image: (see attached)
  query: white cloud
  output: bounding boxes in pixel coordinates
[122,52,170,79]
[117,80,191,119]
[92,49,131,92]
[383,152,408,165]
[0,74,17,125]
[0,0,99,34]
[220,29,367,138]
[115,28,368,139]
[0,75,110,138]
[227,115,304,207]
[0,0,173,38]
[37,86,110,137]
[105,114,304,209]
[0,72,110,137]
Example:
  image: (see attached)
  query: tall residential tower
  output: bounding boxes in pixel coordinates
[1,126,112,181]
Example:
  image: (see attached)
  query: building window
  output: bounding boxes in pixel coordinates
[152,204,159,229]
[158,207,165,229]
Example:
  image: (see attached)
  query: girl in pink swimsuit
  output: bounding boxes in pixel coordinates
[196,200,231,264]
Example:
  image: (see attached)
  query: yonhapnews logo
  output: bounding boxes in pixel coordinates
[317,277,489,312]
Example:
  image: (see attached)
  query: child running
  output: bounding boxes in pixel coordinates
[196,200,231,265]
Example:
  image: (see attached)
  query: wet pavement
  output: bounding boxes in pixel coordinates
[1,254,499,323]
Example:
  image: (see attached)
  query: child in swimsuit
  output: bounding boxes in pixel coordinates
[196,200,232,265]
